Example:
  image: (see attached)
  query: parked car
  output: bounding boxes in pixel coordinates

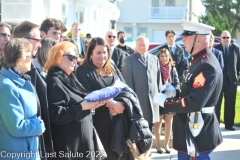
[148,43,190,59]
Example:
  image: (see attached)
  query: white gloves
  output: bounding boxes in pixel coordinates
[153,84,176,107]
[153,92,167,107]
[164,84,176,98]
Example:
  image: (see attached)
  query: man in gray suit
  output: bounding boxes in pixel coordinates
[122,36,162,131]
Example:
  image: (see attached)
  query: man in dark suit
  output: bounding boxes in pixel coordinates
[68,22,87,58]
[210,33,224,70]
[105,30,128,72]
[215,30,240,131]
[158,30,188,81]
[122,36,162,131]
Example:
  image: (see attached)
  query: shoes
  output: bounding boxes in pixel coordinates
[225,127,236,131]
[165,149,171,154]
[156,147,163,154]
[164,145,171,154]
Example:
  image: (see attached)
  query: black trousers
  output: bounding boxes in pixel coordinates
[215,75,237,128]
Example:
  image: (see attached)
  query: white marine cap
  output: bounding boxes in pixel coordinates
[180,19,215,36]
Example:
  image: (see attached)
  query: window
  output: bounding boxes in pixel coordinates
[152,0,160,7]
[62,2,67,24]
[124,27,133,42]
[166,0,175,6]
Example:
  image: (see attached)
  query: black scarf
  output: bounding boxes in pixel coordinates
[47,67,87,97]
[11,68,31,81]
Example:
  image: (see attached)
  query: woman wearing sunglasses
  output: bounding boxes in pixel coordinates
[44,41,108,160]
[154,48,180,154]
[0,38,46,159]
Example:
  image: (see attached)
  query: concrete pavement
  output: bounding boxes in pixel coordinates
[149,123,240,160]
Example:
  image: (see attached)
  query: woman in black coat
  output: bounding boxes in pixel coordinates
[44,41,107,160]
[75,37,134,160]
[154,48,180,154]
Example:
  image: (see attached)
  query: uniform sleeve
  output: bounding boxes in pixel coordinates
[0,84,44,137]
[122,57,134,90]
[47,80,83,125]
[164,63,218,113]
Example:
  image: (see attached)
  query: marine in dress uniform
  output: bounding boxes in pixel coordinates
[162,20,223,160]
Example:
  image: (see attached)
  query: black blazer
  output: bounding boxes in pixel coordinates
[158,44,187,81]
[112,47,129,72]
[211,47,224,70]
[215,43,240,84]
[26,65,53,157]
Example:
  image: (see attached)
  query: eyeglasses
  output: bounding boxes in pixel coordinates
[72,28,81,31]
[108,35,116,39]
[63,54,77,61]
[25,37,41,42]
[222,37,230,39]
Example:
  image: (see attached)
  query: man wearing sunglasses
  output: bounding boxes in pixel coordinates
[161,19,223,160]
[12,20,53,158]
[105,30,128,72]
[214,30,240,131]
[68,22,87,58]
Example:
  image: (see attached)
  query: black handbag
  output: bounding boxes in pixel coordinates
[93,126,107,159]
[129,118,152,154]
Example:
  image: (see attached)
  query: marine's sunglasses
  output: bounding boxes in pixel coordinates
[63,54,77,61]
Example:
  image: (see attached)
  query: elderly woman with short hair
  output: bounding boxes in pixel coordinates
[44,41,108,160]
[0,38,46,160]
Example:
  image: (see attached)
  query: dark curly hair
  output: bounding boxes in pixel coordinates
[40,18,63,34]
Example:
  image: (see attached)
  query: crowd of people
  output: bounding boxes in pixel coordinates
[0,17,239,160]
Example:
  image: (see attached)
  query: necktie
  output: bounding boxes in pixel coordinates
[225,46,229,56]
[142,56,146,63]
[169,47,174,56]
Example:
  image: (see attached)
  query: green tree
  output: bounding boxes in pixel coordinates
[199,9,233,36]
[201,0,240,38]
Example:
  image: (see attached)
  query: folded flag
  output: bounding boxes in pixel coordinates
[84,79,127,102]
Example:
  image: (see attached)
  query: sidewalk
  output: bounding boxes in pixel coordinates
[149,123,240,160]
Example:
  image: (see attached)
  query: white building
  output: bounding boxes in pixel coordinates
[116,0,205,43]
[0,0,116,37]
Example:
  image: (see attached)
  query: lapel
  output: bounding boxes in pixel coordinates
[147,54,152,70]
[136,53,147,67]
